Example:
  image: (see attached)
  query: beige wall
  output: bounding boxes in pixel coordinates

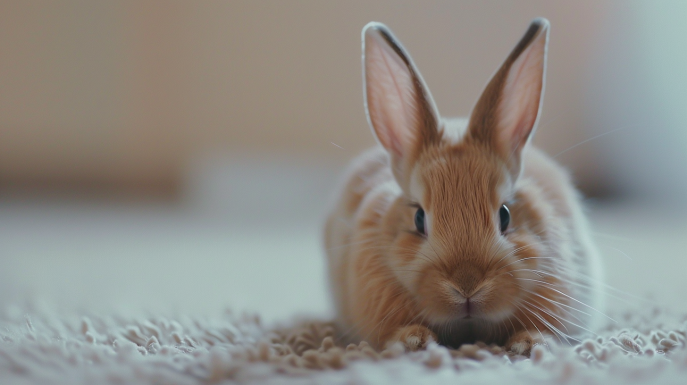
[0,1,611,196]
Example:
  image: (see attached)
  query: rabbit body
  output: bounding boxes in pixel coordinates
[324,20,603,354]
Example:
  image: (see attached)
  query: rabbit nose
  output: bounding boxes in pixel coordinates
[452,266,485,297]
[465,298,472,315]
[454,285,483,300]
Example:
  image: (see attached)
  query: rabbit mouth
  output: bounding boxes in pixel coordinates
[449,300,517,324]
[433,318,511,347]
[460,298,475,319]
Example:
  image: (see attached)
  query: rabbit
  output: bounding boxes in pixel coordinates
[323,18,604,356]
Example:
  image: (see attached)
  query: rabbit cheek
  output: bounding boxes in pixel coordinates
[479,273,521,321]
[387,232,432,292]
[414,268,461,323]
[491,238,546,305]
[382,198,432,292]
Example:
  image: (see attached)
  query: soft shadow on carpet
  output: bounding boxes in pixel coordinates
[1,304,686,384]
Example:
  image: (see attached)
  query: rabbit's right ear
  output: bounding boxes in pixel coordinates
[363,22,440,189]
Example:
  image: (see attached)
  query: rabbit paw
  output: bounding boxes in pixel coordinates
[387,325,437,351]
[506,330,546,356]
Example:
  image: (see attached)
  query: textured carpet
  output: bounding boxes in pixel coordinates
[1,304,686,385]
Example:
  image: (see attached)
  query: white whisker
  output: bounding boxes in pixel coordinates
[515,277,617,323]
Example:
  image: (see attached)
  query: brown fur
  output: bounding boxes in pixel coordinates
[324,20,602,353]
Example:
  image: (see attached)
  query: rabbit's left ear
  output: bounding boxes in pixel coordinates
[468,18,549,178]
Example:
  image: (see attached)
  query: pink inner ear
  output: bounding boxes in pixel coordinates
[365,29,422,159]
[497,33,546,156]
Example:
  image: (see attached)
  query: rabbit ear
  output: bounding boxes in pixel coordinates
[363,22,440,187]
[468,18,549,178]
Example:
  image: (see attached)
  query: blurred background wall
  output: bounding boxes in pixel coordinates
[1,0,623,199]
[1,0,686,320]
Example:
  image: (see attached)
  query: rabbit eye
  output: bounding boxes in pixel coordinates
[499,204,511,233]
[414,207,426,235]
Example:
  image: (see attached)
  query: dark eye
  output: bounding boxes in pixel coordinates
[499,204,510,233]
[414,207,426,235]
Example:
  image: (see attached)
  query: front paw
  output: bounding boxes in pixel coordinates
[387,324,437,351]
[505,330,546,356]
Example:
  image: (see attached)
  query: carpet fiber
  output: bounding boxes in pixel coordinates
[1,304,686,384]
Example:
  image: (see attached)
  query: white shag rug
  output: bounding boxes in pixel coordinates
[1,304,686,385]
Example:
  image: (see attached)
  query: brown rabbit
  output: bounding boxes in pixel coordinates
[324,19,604,355]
